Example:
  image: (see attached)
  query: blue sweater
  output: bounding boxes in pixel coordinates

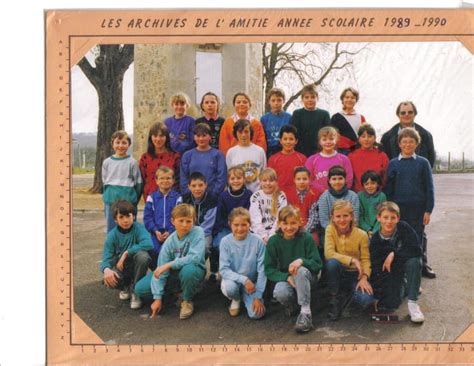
[213,187,253,235]
[180,148,227,197]
[385,155,434,213]
[143,189,181,254]
[260,111,292,149]
[178,192,217,237]
[164,115,195,154]
[219,233,267,299]
[99,223,153,273]
[318,189,360,229]
[151,226,206,299]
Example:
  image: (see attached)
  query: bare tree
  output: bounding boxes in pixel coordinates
[78,45,134,193]
[262,42,367,112]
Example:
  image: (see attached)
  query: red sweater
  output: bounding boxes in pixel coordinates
[285,188,321,226]
[268,151,307,194]
[348,148,389,192]
[139,151,181,202]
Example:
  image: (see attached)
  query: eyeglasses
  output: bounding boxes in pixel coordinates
[399,111,414,116]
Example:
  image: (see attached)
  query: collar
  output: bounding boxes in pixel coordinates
[341,109,357,116]
[117,224,133,234]
[363,189,382,198]
[320,151,338,158]
[203,114,219,121]
[398,153,417,160]
[232,113,254,122]
[397,123,415,133]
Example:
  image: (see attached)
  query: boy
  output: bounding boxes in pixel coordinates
[268,124,307,194]
[285,167,321,240]
[177,172,218,260]
[261,88,292,158]
[316,165,360,231]
[370,202,424,323]
[384,127,435,279]
[180,123,227,197]
[99,200,153,310]
[143,166,181,269]
[135,204,206,319]
[290,84,330,157]
[102,130,143,233]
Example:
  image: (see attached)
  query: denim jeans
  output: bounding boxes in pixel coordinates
[104,203,116,233]
[221,279,265,319]
[273,267,315,307]
[326,258,374,308]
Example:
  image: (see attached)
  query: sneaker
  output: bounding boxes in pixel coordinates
[294,312,314,333]
[408,301,425,323]
[284,301,299,317]
[180,300,194,319]
[119,290,131,301]
[228,300,241,317]
[130,293,142,310]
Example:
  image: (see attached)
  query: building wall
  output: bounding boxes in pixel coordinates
[133,43,263,158]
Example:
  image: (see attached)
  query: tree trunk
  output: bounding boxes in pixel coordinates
[78,44,134,193]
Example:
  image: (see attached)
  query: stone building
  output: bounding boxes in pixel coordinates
[133,43,263,158]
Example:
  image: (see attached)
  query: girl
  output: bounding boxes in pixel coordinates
[139,122,180,202]
[349,123,389,192]
[358,170,387,237]
[180,123,227,197]
[226,119,267,193]
[304,126,353,193]
[249,168,287,243]
[219,92,267,155]
[212,167,253,279]
[219,208,267,319]
[264,206,323,333]
[324,200,374,321]
[330,87,366,155]
[195,92,225,149]
[164,92,195,154]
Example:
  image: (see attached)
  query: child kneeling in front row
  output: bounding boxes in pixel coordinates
[134,204,206,320]
[370,201,425,323]
[219,208,267,319]
[264,205,323,333]
[99,200,153,310]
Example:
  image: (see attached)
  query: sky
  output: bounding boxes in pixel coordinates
[1,1,472,365]
[72,41,473,160]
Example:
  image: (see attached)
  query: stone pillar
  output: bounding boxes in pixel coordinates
[133,43,263,158]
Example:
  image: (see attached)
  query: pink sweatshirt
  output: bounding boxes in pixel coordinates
[304,151,353,192]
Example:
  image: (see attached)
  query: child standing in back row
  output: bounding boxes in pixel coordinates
[102,130,143,232]
[290,84,330,157]
[164,93,195,154]
[261,88,292,158]
[305,126,353,193]
[195,92,225,149]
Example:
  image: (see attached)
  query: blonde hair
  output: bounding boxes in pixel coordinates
[155,165,174,179]
[260,168,280,217]
[228,166,245,179]
[171,203,195,220]
[377,201,400,217]
[330,200,357,229]
[276,205,303,236]
[170,92,190,108]
[228,207,252,226]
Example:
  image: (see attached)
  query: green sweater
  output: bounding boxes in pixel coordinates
[264,231,323,282]
[99,222,153,273]
[358,190,386,233]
